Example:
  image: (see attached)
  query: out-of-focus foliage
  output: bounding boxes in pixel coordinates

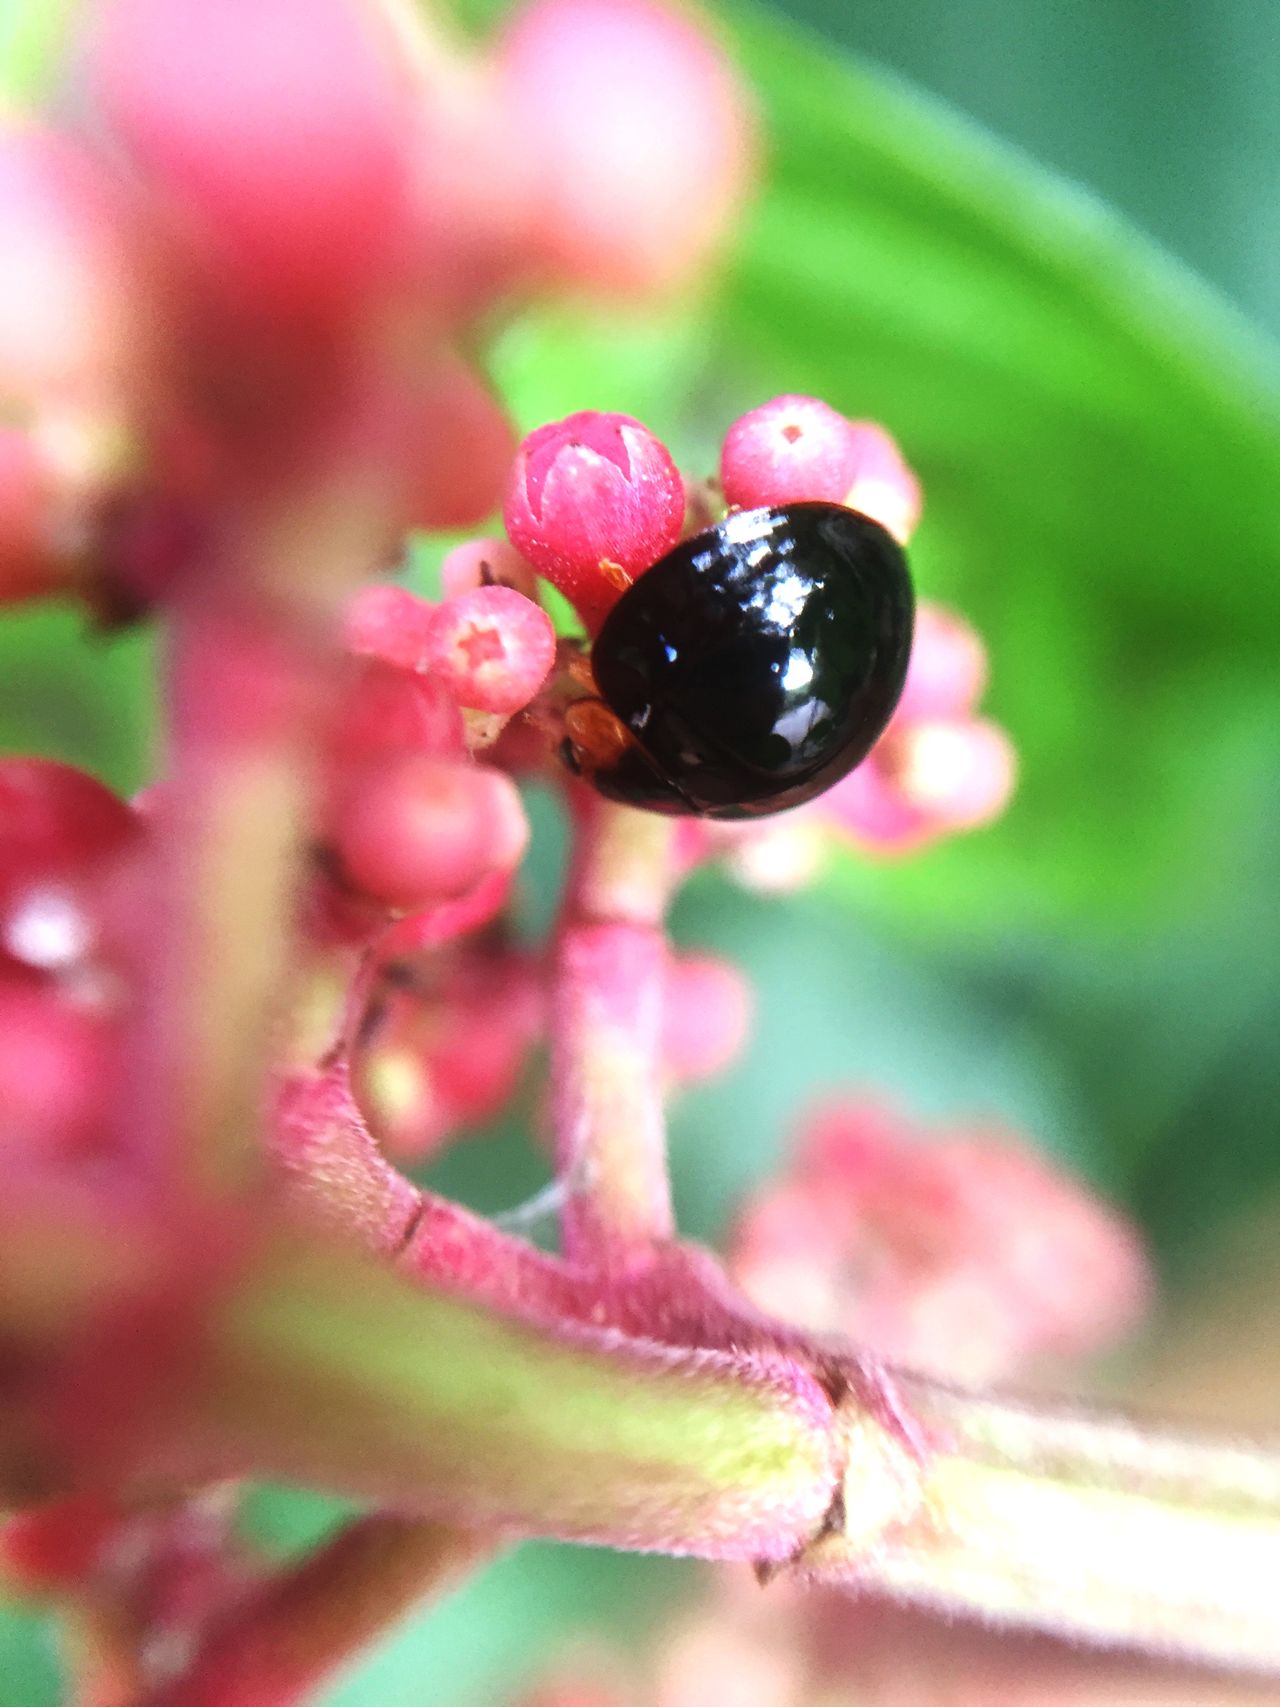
[2,2,1279,1705]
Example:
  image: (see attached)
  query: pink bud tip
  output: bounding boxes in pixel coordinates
[441,536,538,602]
[662,950,752,1083]
[424,586,556,714]
[503,409,684,631]
[498,0,755,298]
[329,754,528,911]
[344,585,437,672]
[720,394,865,511]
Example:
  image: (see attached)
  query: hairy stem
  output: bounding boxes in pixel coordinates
[804,1370,1280,1671]
[552,799,676,1265]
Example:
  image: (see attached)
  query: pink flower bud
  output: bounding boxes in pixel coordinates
[504,410,684,631]
[87,0,417,322]
[329,659,465,772]
[352,948,542,1162]
[441,536,538,602]
[720,402,921,542]
[731,1101,1152,1384]
[720,394,865,511]
[424,586,556,715]
[886,717,1017,827]
[400,350,516,531]
[0,761,140,970]
[0,980,116,1162]
[842,419,922,544]
[894,601,988,723]
[662,951,752,1083]
[328,754,528,911]
[344,585,437,673]
[498,0,755,298]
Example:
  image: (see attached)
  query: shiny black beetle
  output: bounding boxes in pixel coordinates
[563,501,915,820]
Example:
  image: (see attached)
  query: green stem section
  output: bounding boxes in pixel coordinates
[806,1373,1280,1671]
[143,1227,841,1563]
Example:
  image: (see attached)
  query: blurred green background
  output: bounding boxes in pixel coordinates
[2,0,1279,1700]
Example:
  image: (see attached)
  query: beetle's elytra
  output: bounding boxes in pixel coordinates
[563,501,915,820]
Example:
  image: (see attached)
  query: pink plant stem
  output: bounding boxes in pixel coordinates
[126,587,331,1201]
[552,798,677,1265]
[141,1516,491,1707]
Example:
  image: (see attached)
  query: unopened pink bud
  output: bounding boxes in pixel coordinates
[329,659,465,772]
[0,760,140,955]
[842,420,922,544]
[720,394,864,511]
[344,585,437,672]
[424,586,556,715]
[329,754,528,911]
[894,601,988,722]
[504,409,684,631]
[441,536,538,602]
[887,717,1017,829]
[498,0,755,298]
[0,981,116,1162]
[662,951,752,1083]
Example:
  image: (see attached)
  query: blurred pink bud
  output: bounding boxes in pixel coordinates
[842,419,921,544]
[720,394,865,511]
[731,1101,1152,1384]
[329,658,465,772]
[400,350,516,531]
[0,981,116,1161]
[894,600,988,723]
[88,0,416,322]
[662,950,752,1083]
[504,410,684,631]
[0,760,141,972]
[344,585,437,672]
[424,586,556,715]
[498,0,754,298]
[353,950,542,1162]
[441,536,538,602]
[824,718,1016,854]
[328,754,528,911]
[0,125,143,403]
[0,1494,123,1593]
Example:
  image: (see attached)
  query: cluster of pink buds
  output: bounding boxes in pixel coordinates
[1,3,1219,1703]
